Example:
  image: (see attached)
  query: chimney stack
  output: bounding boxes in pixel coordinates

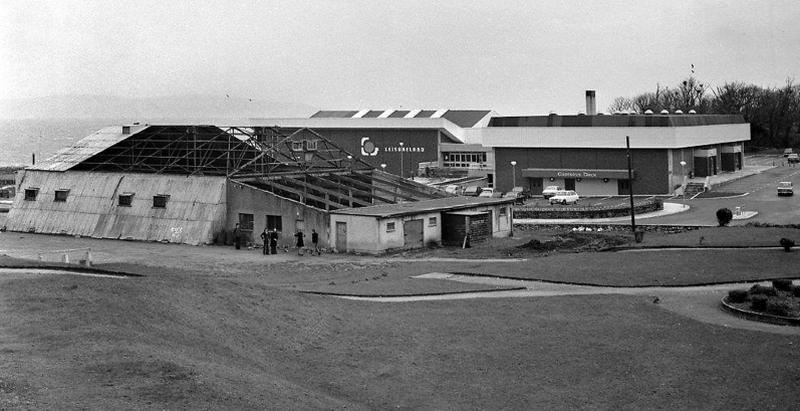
[122,125,131,134]
[585,90,596,116]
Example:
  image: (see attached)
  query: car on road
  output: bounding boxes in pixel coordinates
[777,181,793,196]
[784,148,794,157]
[788,153,799,164]
[549,190,580,205]
[444,184,462,195]
[542,185,562,199]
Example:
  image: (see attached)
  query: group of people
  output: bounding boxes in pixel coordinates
[232,223,320,256]
[259,228,280,255]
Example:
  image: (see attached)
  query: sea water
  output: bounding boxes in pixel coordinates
[0,118,127,167]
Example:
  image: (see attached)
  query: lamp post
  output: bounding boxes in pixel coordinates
[398,142,404,178]
[510,160,517,188]
[380,163,387,172]
[679,160,687,206]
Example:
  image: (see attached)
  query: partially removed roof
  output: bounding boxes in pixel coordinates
[29,125,148,172]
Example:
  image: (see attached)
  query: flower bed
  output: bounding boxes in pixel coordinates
[513,198,663,219]
[721,281,800,326]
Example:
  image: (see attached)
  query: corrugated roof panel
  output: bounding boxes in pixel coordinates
[414,110,437,118]
[362,110,383,118]
[29,126,147,172]
[388,110,410,118]
[310,110,360,118]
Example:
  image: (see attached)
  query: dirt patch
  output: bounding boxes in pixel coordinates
[516,231,630,253]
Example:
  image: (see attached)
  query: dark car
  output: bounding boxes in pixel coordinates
[502,190,526,205]
[462,186,483,197]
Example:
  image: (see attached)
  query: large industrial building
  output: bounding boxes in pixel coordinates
[6,124,514,251]
[261,92,749,196]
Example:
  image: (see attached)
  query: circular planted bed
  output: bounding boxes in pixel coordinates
[514,197,663,219]
[721,280,800,326]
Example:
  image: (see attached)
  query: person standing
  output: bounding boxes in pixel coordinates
[311,229,320,255]
[260,228,268,255]
[269,229,278,255]
[294,230,305,256]
[233,223,241,250]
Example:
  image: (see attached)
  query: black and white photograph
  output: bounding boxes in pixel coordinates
[1,1,799,409]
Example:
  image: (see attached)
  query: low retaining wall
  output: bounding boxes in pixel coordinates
[720,297,800,326]
[514,198,663,220]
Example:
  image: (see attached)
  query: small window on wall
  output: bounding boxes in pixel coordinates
[153,194,169,208]
[54,189,70,202]
[499,207,507,217]
[386,222,396,232]
[24,188,39,201]
[239,213,254,231]
[429,217,437,227]
[266,215,282,232]
[118,193,134,207]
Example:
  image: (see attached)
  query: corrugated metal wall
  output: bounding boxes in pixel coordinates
[6,171,226,245]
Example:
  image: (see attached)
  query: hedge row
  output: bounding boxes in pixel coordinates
[513,198,663,219]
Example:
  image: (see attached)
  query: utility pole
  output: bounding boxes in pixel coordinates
[626,136,636,235]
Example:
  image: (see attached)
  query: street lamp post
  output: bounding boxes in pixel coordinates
[510,160,517,188]
[679,160,687,206]
[380,163,387,172]
[398,142,404,178]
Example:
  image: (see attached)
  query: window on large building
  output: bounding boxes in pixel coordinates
[266,215,282,232]
[118,193,134,207]
[239,213,254,231]
[24,188,39,201]
[153,194,169,208]
[442,152,488,168]
[54,189,69,202]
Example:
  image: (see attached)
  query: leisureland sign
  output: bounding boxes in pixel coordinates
[360,137,425,156]
[522,168,633,179]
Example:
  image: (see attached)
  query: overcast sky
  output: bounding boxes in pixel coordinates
[2,0,799,115]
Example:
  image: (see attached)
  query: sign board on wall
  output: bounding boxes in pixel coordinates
[521,168,634,179]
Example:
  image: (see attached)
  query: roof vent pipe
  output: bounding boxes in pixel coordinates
[585,90,597,116]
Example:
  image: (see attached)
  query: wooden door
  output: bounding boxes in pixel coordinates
[403,219,424,249]
[335,222,347,252]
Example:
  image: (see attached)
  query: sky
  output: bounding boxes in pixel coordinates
[2,0,800,116]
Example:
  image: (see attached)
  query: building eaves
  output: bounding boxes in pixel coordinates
[331,196,514,218]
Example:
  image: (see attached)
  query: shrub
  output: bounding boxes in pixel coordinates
[780,238,795,252]
[749,284,777,296]
[716,208,733,226]
[750,295,768,311]
[772,279,793,291]
[727,289,749,303]
[765,299,794,317]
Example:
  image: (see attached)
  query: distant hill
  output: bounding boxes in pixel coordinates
[0,94,317,120]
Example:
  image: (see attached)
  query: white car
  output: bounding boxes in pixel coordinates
[477,188,495,198]
[541,185,563,199]
[549,190,580,205]
[777,181,793,196]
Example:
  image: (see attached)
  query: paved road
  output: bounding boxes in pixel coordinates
[645,163,800,226]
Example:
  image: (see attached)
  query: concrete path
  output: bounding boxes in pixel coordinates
[342,273,800,336]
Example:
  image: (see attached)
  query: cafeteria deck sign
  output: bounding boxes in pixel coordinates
[557,171,598,178]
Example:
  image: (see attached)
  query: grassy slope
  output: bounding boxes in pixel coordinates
[1,269,798,410]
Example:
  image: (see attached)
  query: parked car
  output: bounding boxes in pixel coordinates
[510,186,530,199]
[541,185,563,199]
[788,153,799,164]
[444,184,462,195]
[783,148,794,157]
[502,190,526,204]
[777,181,793,196]
[462,186,483,197]
[549,190,580,205]
[477,187,495,198]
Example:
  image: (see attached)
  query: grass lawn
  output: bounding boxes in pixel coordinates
[1,227,800,409]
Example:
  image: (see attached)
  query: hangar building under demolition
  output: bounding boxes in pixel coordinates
[6,125,514,251]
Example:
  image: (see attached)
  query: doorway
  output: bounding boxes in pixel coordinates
[335,222,347,252]
[403,219,424,249]
[564,178,576,190]
[528,178,543,196]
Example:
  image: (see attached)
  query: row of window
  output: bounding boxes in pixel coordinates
[442,152,488,168]
[24,188,170,208]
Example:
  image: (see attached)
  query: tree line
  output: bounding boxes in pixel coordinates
[609,78,799,148]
